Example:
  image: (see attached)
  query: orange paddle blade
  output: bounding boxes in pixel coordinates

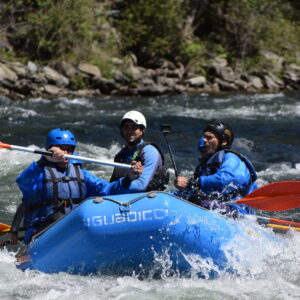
[0,142,11,149]
[237,181,300,211]
[0,223,11,235]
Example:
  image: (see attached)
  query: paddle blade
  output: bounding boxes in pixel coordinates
[0,223,11,235]
[237,181,300,211]
[0,142,11,149]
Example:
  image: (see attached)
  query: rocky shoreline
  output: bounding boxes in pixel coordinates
[0,51,299,100]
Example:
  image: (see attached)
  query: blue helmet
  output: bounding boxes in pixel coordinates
[197,136,205,151]
[45,128,76,149]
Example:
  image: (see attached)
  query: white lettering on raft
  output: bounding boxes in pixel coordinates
[83,209,169,227]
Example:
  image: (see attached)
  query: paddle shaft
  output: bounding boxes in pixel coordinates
[0,142,131,169]
[160,129,178,177]
[266,223,300,232]
[257,216,300,227]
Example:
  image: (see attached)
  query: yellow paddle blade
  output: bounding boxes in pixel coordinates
[0,223,11,235]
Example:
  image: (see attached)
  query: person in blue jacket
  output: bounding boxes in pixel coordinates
[175,120,257,216]
[110,110,168,192]
[10,128,142,245]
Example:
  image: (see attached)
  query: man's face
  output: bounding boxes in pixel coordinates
[46,144,75,168]
[121,120,144,146]
[201,131,220,159]
[56,145,74,154]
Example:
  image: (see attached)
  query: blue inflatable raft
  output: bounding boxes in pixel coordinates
[16,192,276,277]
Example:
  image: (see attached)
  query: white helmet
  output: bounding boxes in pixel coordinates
[120,111,147,128]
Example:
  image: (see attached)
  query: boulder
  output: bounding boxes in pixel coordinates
[43,84,60,95]
[0,63,18,82]
[136,84,171,96]
[58,61,78,77]
[156,76,177,87]
[187,76,206,87]
[8,62,27,78]
[42,66,69,87]
[93,77,120,94]
[249,76,264,90]
[260,50,284,72]
[214,78,238,91]
[78,63,101,78]
[27,61,37,76]
[264,75,280,91]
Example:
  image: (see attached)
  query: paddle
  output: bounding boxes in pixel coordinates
[0,142,131,169]
[257,216,300,228]
[226,181,300,211]
[0,223,11,236]
[266,223,300,232]
[160,124,179,177]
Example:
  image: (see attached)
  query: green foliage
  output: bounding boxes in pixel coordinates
[0,0,299,75]
[69,75,90,90]
[180,39,203,60]
[259,17,300,61]
[0,49,17,61]
[116,0,186,62]
[6,0,96,61]
[196,0,300,63]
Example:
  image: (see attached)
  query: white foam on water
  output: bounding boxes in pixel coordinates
[173,104,292,120]
[257,162,300,183]
[1,93,300,299]
[55,97,95,109]
[10,107,39,119]
[1,227,300,299]
[144,93,291,120]
[75,142,122,180]
[28,98,51,104]
[0,147,38,177]
[0,142,121,178]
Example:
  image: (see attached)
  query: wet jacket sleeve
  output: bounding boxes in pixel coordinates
[16,161,45,203]
[126,145,161,192]
[83,170,132,196]
[199,152,252,195]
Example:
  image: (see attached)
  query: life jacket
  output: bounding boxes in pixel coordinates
[23,163,87,230]
[110,142,169,191]
[194,149,257,199]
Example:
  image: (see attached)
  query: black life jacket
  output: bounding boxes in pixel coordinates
[110,142,169,191]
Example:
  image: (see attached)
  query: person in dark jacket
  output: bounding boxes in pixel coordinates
[110,110,168,192]
[10,128,142,244]
[175,120,257,215]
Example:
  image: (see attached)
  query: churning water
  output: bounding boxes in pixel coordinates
[0,92,300,299]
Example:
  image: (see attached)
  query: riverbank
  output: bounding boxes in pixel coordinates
[0,53,299,100]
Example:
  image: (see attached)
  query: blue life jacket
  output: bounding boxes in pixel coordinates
[194,149,257,197]
[192,149,257,215]
[43,164,86,206]
[23,163,87,235]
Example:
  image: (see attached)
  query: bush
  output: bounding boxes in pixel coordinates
[116,0,186,64]
[6,0,96,61]
[195,0,300,62]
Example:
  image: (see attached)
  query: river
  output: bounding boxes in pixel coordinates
[0,92,300,299]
